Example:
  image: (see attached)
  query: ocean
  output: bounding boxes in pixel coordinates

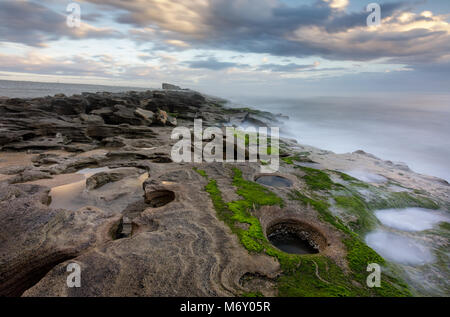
[228,94,450,183]
[0,80,149,99]
[1,80,449,182]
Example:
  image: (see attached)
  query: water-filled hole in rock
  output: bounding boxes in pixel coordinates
[267,222,324,255]
[255,175,292,188]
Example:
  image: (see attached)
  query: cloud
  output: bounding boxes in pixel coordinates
[82,0,210,35]
[257,62,317,72]
[4,0,449,69]
[75,0,450,68]
[165,39,190,48]
[0,0,122,47]
[322,0,349,10]
[288,9,450,63]
[184,57,247,70]
[1,0,449,93]
[0,51,120,77]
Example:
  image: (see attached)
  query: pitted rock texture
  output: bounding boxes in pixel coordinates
[0,89,283,296]
[1,87,448,297]
[22,166,280,297]
[0,183,120,296]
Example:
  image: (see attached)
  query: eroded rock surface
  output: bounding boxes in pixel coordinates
[0,89,282,297]
[23,167,280,297]
[0,88,449,297]
[0,183,119,296]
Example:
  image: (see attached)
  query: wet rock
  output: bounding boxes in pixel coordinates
[134,108,154,123]
[86,124,156,141]
[80,114,104,125]
[101,137,126,148]
[90,107,113,117]
[0,165,28,175]
[9,169,53,184]
[353,150,380,160]
[108,105,143,125]
[32,153,60,164]
[86,168,142,190]
[49,97,86,115]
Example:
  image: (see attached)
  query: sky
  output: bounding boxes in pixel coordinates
[0,0,449,98]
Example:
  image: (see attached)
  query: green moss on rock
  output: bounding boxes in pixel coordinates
[368,192,439,210]
[193,167,208,178]
[334,195,378,234]
[296,166,335,191]
[202,167,411,297]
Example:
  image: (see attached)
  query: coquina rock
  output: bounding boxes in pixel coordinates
[0,87,449,297]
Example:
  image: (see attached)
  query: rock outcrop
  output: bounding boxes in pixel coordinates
[0,88,284,297]
[162,83,181,90]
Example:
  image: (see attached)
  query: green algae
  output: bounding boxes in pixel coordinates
[296,166,335,191]
[200,167,411,297]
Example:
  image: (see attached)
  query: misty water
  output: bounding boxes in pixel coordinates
[231,95,450,182]
[365,230,435,265]
[364,208,448,266]
[375,208,449,232]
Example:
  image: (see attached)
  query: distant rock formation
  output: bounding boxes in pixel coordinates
[162,83,181,90]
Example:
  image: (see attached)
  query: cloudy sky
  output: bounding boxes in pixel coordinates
[0,0,449,98]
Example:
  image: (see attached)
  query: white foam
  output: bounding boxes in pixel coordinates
[375,208,448,232]
[365,230,434,265]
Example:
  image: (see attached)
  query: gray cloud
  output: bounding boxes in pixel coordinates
[258,63,316,72]
[95,0,449,68]
[0,0,122,47]
[1,0,449,85]
[3,0,448,69]
[184,57,247,70]
[0,53,118,77]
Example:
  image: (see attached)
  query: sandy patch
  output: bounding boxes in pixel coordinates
[24,173,86,188]
[0,152,36,169]
[0,174,13,182]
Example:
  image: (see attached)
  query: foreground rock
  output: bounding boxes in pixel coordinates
[22,167,280,296]
[0,183,120,296]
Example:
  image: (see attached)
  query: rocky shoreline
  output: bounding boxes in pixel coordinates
[0,85,448,297]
